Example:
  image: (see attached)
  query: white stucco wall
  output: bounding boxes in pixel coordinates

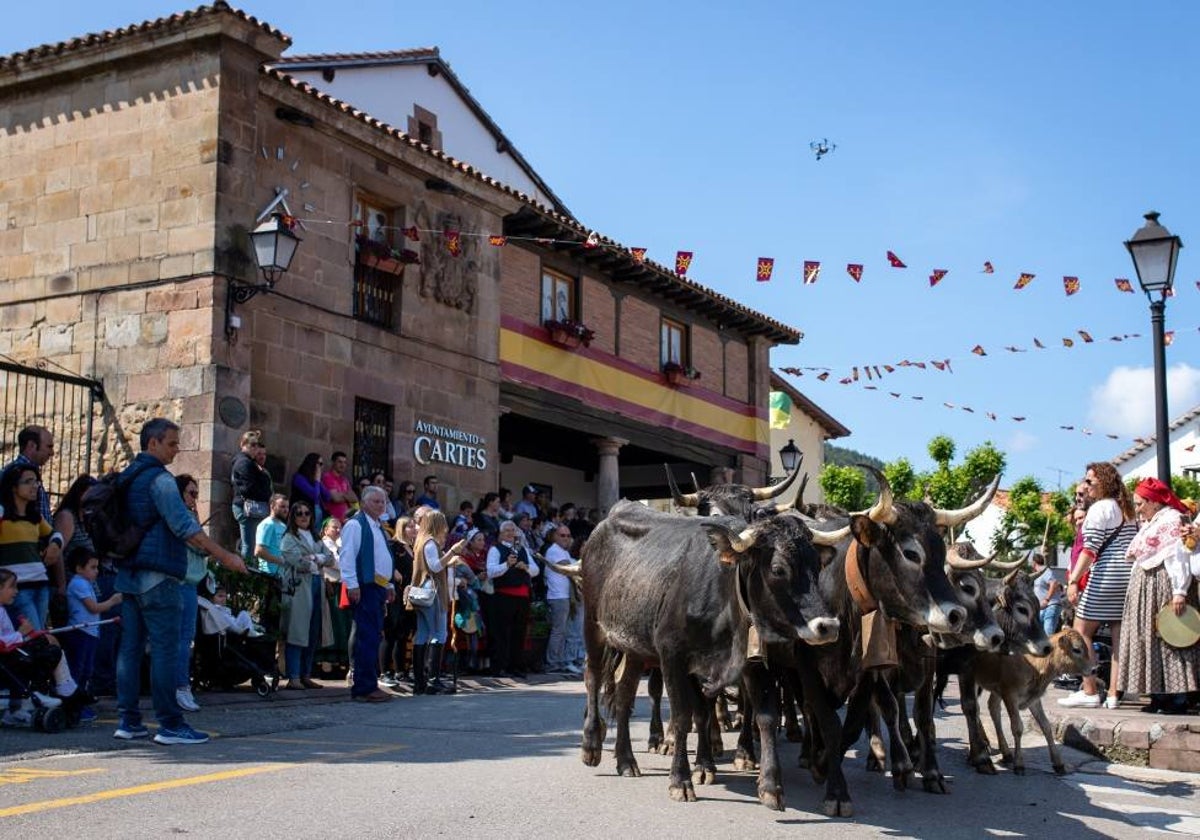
[288,65,556,207]
[769,413,827,505]
[1115,413,1200,481]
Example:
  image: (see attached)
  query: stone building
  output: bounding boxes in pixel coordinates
[0,3,805,545]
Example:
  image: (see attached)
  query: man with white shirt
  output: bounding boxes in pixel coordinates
[485,520,539,679]
[338,486,395,702]
[542,525,581,676]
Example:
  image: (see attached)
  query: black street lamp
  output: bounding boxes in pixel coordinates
[778,438,802,474]
[226,213,302,338]
[1125,211,1183,484]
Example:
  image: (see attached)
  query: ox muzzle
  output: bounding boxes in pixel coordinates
[796,617,840,645]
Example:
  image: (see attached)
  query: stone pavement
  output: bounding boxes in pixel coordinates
[1044,682,1200,773]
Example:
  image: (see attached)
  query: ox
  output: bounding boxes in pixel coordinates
[666,461,804,517]
[580,502,840,808]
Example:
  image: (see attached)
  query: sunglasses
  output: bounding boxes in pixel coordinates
[185,490,199,498]
[295,510,312,517]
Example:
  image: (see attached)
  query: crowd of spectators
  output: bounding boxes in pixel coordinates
[1,422,591,740]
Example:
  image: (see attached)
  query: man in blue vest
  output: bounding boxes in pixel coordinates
[115,418,246,744]
[338,485,395,702]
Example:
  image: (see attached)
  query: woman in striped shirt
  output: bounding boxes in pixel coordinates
[1059,461,1137,709]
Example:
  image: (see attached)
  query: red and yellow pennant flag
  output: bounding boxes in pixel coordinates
[851,367,860,381]
[883,364,895,373]
[675,251,693,276]
[756,257,775,282]
[803,261,821,284]
[816,372,830,381]
[1063,276,1080,296]
[886,250,906,268]
[488,235,507,246]
[1014,272,1035,290]
[445,229,462,257]
[1115,278,1134,293]
[971,344,987,356]
[403,226,420,242]
[847,263,864,282]
[929,269,948,287]
[1033,337,1046,349]
[931,360,947,371]
[1078,330,1094,343]
[982,261,994,274]
[913,361,927,369]
[1166,330,1176,346]
[630,247,647,263]
[1062,337,1074,348]
[583,231,600,249]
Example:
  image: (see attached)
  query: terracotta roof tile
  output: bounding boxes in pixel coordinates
[266,68,802,344]
[273,48,440,65]
[0,1,290,68]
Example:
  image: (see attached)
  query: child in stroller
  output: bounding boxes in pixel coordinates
[192,582,279,698]
[0,569,92,731]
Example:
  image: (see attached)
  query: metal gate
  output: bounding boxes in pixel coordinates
[0,358,104,506]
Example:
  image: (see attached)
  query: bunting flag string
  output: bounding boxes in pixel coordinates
[929,269,948,287]
[1014,272,1035,290]
[675,251,693,277]
[756,258,774,282]
[887,251,907,268]
[1064,276,1080,296]
[803,261,821,284]
[982,261,994,274]
[1116,278,1133,292]
[847,263,863,282]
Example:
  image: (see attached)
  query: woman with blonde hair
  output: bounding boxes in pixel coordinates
[1060,461,1138,709]
[381,516,416,687]
[410,510,465,695]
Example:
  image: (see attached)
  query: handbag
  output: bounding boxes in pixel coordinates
[405,579,437,609]
[243,499,269,519]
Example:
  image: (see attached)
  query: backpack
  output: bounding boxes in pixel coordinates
[80,460,161,566]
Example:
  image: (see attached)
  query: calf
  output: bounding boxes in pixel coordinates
[973,629,1096,775]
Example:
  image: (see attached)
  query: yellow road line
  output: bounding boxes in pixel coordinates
[0,768,104,787]
[0,764,289,818]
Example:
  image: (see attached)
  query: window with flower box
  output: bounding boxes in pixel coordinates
[661,317,688,367]
[352,194,409,329]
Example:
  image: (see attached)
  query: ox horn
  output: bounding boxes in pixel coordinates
[535,553,583,579]
[727,524,760,553]
[777,473,812,513]
[664,464,699,507]
[1002,566,1023,586]
[750,456,804,501]
[987,555,1028,571]
[933,473,1002,528]
[808,523,851,545]
[858,465,897,525]
[946,545,996,570]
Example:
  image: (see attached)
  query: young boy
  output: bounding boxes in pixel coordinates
[62,549,122,722]
[199,585,261,636]
[0,568,84,726]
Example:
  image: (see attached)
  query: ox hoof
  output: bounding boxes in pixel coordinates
[973,760,998,776]
[733,754,758,773]
[692,766,717,785]
[1053,763,1067,776]
[646,736,663,753]
[921,773,947,794]
[580,745,603,767]
[758,788,785,811]
[656,742,675,756]
[618,762,642,778]
[669,782,697,803]
[823,798,853,818]
[892,770,913,792]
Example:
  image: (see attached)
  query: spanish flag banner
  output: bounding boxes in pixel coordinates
[769,391,792,430]
[675,251,693,276]
[803,261,821,284]
[757,258,775,282]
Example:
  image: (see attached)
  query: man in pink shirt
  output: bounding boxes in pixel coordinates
[321,451,357,521]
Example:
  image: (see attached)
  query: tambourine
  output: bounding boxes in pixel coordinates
[1156,603,1200,649]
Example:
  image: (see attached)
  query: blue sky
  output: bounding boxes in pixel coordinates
[5,1,1199,489]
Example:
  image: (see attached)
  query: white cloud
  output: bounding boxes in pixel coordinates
[1088,364,1200,436]
[1007,429,1038,453]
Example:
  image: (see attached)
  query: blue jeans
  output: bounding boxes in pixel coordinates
[350,585,385,698]
[1041,603,1062,638]
[232,505,263,563]
[7,586,50,631]
[116,578,184,730]
[177,583,198,690]
[414,599,446,645]
[62,631,98,691]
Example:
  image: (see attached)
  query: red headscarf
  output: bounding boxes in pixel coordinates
[1134,477,1188,515]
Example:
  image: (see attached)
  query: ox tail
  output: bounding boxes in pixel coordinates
[600,647,622,721]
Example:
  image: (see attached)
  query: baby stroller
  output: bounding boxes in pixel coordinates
[192,596,280,698]
[0,619,114,732]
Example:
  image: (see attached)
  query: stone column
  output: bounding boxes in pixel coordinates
[592,436,627,515]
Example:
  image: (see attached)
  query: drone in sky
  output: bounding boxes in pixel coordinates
[810,139,836,161]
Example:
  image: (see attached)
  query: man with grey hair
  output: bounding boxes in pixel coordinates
[485,519,540,679]
[115,418,246,745]
[338,485,395,702]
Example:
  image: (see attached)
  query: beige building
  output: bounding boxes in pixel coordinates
[767,372,850,505]
[0,4,813,545]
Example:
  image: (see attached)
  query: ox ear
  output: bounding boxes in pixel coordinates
[702,522,757,565]
[848,514,884,549]
[815,544,838,568]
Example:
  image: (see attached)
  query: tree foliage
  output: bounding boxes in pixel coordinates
[883,458,917,500]
[819,463,870,511]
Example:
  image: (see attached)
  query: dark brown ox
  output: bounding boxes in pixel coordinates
[580,503,841,809]
[666,461,805,518]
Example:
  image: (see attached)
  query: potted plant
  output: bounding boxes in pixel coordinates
[355,234,420,276]
[662,361,701,386]
[543,318,595,349]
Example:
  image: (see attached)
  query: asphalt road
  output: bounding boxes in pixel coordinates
[2,678,1199,838]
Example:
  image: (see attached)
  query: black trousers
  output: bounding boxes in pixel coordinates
[490,594,530,674]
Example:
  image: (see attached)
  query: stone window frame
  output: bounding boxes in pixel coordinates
[660,316,689,368]
[540,267,577,325]
[406,104,443,151]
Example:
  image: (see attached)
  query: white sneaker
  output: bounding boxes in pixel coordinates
[32,692,62,709]
[176,687,201,713]
[1103,695,1120,710]
[1057,690,1101,708]
[564,663,583,676]
[2,709,32,727]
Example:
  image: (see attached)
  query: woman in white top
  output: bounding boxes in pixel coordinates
[1116,478,1197,714]
[410,510,465,695]
[1060,462,1137,710]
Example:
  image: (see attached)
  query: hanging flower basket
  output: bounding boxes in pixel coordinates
[356,234,420,277]
[543,319,594,349]
[662,362,701,387]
